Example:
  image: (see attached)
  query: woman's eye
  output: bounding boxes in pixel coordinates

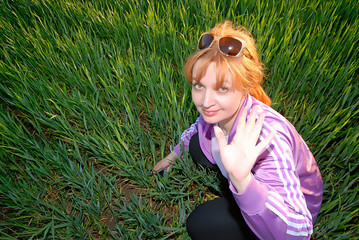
[193,83,203,89]
[219,87,228,93]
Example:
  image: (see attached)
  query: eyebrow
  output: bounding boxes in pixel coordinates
[191,77,201,83]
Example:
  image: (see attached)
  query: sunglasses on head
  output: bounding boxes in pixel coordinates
[197,33,246,57]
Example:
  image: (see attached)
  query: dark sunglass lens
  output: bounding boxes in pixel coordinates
[219,37,242,56]
[198,34,214,49]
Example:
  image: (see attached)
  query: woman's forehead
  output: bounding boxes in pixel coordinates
[192,59,234,84]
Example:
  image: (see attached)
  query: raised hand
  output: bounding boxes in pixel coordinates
[213,106,276,193]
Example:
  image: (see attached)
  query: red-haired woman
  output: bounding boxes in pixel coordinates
[154,21,323,240]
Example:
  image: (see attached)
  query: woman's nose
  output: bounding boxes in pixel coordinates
[202,90,215,108]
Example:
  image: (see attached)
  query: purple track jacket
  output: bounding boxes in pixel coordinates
[173,94,323,239]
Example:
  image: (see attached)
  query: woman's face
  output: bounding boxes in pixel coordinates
[192,60,244,134]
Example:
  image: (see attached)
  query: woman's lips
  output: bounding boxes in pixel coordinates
[202,109,219,117]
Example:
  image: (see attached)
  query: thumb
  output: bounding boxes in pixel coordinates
[214,126,227,151]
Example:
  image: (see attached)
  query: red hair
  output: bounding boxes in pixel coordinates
[184,21,271,106]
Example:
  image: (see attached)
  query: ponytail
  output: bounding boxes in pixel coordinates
[249,85,271,106]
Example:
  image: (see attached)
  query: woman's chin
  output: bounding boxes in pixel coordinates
[201,115,219,124]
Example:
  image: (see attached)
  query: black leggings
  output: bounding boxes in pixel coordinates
[187,133,259,240]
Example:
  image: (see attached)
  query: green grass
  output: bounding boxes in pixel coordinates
[0,0,358,239]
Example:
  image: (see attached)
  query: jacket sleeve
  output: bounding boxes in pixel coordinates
[173,117,200,156]
[229,125,314,240]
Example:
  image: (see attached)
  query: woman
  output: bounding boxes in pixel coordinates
[154,21,323,240]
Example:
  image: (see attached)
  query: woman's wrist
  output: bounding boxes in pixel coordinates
[228,173,252,194]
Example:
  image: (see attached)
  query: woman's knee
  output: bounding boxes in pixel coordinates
[186,198,258,240]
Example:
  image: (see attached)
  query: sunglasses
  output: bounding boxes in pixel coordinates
[197,33,246,57]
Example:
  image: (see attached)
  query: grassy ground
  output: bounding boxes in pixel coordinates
[0,0,358,239]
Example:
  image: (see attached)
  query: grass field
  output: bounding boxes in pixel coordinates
[0,0,358,239]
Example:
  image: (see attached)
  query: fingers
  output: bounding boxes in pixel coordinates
[237,105,262,131]
[246,105,260,127]
[214,125,227,151]
[235,105,263,141]
[256,130,276,154]
[234,105,275,150]
[236,106,248,134]
[153,164,162,172]
[153,159,171,172]
[252,111,266,141]
[153,165,170,176]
